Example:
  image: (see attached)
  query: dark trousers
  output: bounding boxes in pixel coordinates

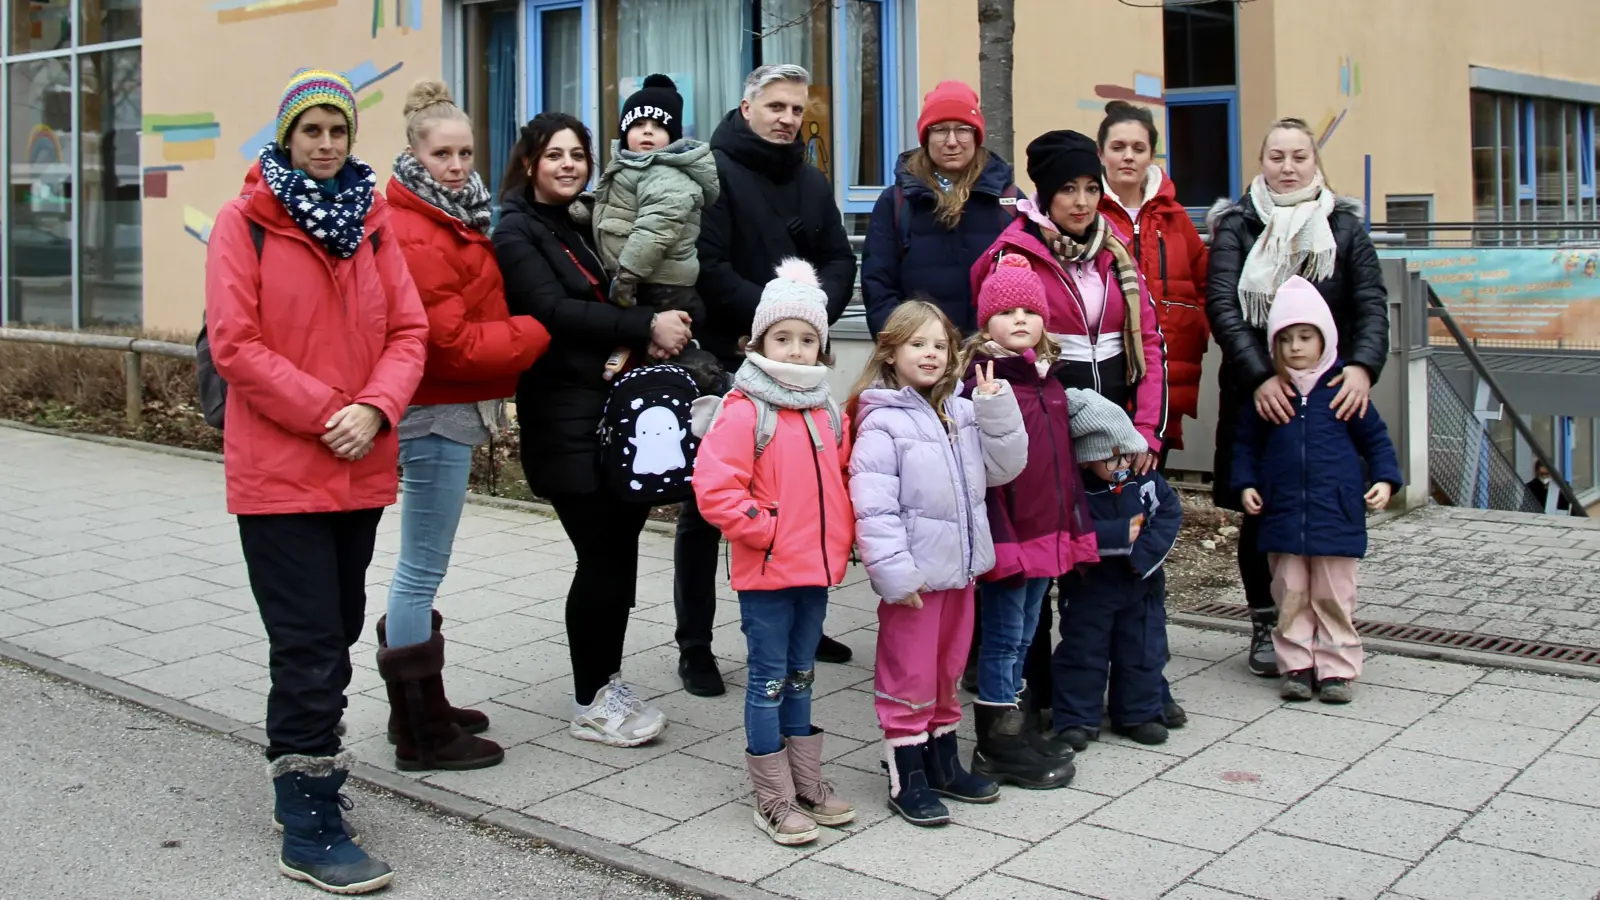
[1052,570,1168,730]
[239,508,382,761]
[1239,513,1275,612]
[673,492,723,653]
[548,491,651,706]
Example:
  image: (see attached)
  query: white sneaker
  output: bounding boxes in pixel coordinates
[608,673,667,732]
[571,683,666,747]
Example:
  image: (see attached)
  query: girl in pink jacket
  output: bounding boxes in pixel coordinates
[693,260,856,847]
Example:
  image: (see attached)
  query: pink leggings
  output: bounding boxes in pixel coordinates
[1268,554,1363,680]
[874,584,975,743]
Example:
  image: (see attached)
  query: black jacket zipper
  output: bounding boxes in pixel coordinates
[1158,231,1169,298]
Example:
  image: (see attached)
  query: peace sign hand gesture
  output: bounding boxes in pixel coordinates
[973,361,1002,396]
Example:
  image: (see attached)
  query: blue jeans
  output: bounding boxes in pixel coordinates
[740,587,828,756]
[977,576,1051,705]
[384,434,475,649]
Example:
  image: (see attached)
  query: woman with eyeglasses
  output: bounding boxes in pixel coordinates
[861,80,1024,336]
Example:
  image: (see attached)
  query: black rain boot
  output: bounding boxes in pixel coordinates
[923,727,999,804]
[1016,683,1076,765]
[1249,608,1280,678]
[885,739,950,827]
[971,704,1075,790]
[271,752,392,894]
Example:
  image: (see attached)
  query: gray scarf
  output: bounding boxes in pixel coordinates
[392,151,493,233]
[733,352,832,410]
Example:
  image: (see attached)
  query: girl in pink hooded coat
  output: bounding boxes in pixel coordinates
[847,300,1027,828]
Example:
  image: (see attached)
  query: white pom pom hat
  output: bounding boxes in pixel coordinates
[748,257,832,350]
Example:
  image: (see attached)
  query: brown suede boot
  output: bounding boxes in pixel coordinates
[746,748,819,846]
[376,611,489,742]
[376,632,504,772]
[785,729,855,826]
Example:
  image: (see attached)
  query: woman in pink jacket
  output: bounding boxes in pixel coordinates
[204,70,426,895]
[968,128,1170,750]
[693,259,856,847]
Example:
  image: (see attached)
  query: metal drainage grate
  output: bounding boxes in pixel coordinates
[1184,600,1600,668]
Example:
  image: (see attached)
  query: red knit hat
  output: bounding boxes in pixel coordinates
[978,253,1050,333]
[917,80,985,146]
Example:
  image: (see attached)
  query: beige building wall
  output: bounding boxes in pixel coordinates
[141,1,440,332]
[1243,0,1600,220]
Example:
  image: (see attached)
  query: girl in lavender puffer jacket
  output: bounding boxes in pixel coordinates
[846,300,1027,828]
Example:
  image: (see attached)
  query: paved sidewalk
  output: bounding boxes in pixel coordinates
[3,424,1600,900]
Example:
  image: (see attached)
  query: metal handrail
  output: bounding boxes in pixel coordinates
[1423,284,1589,516]
[0,327,195,428]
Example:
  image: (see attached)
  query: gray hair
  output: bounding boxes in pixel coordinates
[742,64,810,104]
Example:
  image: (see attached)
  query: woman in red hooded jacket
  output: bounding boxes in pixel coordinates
[204,70,426,893]
[375,80,551,775]
[1097,101,1209,458]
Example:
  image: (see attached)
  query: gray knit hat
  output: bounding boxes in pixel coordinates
[1066,389,1148,463]
[747,258,831,349]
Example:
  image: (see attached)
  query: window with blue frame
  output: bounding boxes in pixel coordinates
[1472,89,1599,225]
[1162,1,1239,209]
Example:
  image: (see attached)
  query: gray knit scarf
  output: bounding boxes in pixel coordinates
[392,151,493,233]
[733,352,832,410]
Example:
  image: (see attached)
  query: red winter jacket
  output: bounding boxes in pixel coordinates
[204,164,428,516]
[693,391,855,592]
[1101,167,1209,449]
[384,177,550,405]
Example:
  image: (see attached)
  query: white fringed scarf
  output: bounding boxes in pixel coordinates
[1237,171,1337,327]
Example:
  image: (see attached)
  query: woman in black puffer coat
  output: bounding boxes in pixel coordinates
[1204,116,1388,680]
[493,112,693,748]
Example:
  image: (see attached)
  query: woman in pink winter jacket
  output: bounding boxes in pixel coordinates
[693,260,856,848]
[846,300,1029,829]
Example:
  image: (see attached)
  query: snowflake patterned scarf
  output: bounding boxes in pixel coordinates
[258,143,377,259]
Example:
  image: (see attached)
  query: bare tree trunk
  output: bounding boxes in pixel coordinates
[977,0,1016,163]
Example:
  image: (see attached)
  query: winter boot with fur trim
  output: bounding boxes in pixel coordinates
[377,632,504,772]
[786,729,856,826]
[377,611,489,742]
[971,704,1075,790]
[923,725,999,803]
[271,752,392,894]
[746,748,819,845]
[885,739,950,827]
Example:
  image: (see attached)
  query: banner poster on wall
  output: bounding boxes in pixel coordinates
[1380,248,1600,349]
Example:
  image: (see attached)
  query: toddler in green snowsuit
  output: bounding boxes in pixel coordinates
[594,73,723,392]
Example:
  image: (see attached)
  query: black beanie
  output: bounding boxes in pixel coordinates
[620,73,684,145]
[1026,130,1101,204]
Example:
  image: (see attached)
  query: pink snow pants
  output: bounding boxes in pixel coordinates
[1268,554,1364,680]
[874,584,975,743]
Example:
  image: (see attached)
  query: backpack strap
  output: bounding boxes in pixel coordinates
[997,184,1025,228]
[892,185,910,260]
[750,395,844,459]
[246,221,379,259]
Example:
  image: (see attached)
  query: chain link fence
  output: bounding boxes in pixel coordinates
[1427,359,1542,513]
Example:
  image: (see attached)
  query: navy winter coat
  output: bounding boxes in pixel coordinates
[861,151,1020,335]
[1229,363,1404,559]
[1081,469,1183,582]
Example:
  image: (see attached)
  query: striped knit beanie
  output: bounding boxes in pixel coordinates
[276,70,359,147]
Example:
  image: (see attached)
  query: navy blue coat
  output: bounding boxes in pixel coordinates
[861,151,1020,335]
[1081,469,1183,582]
[1229,363,1404,559]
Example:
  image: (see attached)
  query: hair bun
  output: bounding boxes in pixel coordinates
[1104,99,1135,115]
[403,79,455,117]
[642,73,677,90]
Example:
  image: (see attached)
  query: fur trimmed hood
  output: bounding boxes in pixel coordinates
[1205,193,1364,233]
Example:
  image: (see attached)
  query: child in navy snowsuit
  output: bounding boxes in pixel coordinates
[1231,276,1403,705]
[1050,389,1183,748]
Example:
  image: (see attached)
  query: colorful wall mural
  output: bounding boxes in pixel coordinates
[142,1,439,330]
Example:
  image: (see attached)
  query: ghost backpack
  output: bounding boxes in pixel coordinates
[597,363,701,504]
[194,220,380,429]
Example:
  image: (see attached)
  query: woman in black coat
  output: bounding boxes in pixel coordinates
[493,112,692,748]
[1204,116,1389,679]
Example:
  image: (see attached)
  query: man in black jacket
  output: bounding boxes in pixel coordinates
[673,64,859,697]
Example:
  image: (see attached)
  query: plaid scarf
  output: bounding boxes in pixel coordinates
[391,150,493,234]
[259,144,376,259]
[1038,213,1147,382]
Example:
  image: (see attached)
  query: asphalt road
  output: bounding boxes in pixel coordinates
[0,661,695,900]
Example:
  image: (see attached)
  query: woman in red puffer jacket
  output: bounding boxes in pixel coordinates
[377,80,551,774]
[1096,101,1209,458]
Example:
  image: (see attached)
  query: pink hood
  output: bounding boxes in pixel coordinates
[1267,275,1339,397]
